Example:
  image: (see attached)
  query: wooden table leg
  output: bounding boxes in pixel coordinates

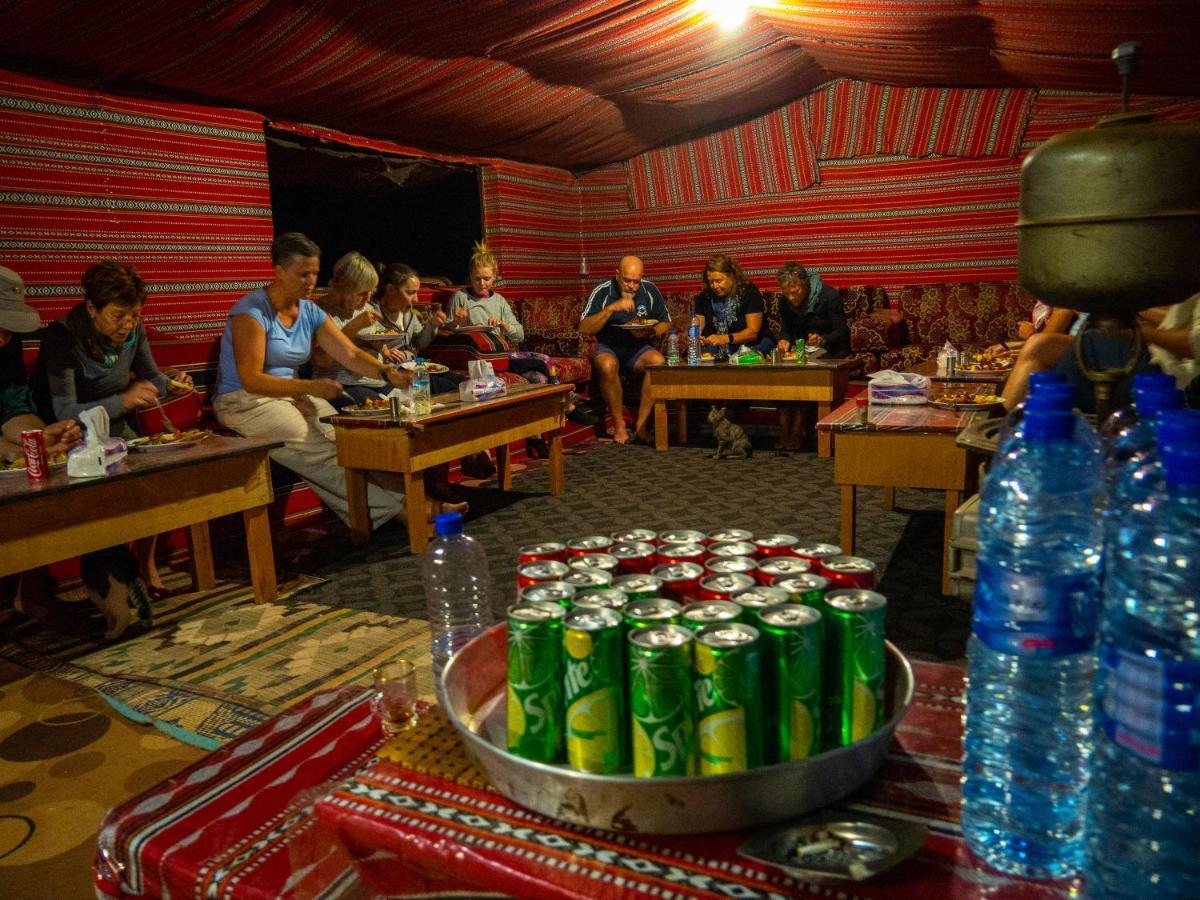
[840,484,857,555]
[548,430,565,496]
[496,443,512,490]
[676,401,688,445]
[243,505,277,604]
[943,490,962,596]
[346,467,371,546]
[817,401,833,457]
[404,470,429,554]
[188,521,216,592]
[654,400,668,451]
[883,487,896,510]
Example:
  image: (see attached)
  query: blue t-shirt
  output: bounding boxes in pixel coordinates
[216,288,328,395]
[580,277,668,348]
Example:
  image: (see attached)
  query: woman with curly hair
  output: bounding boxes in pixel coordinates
[692,254,774,357]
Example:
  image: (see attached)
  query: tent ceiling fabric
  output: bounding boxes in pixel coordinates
[5,0,1198,169]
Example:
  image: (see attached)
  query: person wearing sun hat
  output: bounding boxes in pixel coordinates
[0,265,82,460]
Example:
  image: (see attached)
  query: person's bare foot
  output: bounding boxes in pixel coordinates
[612,426,631,444]
[634,427,654,444]
[426,498,468,522]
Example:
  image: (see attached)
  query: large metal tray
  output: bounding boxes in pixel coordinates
[441,623,915,834]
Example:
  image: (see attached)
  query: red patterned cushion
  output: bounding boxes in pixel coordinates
[522,327,584,359]
[845,350,879,377]
[896,285,951,346]
[879,344,939,372]
[841,285,889,321]
[549,356,591,385]
[850,315,889,352]
[513,296,584,331]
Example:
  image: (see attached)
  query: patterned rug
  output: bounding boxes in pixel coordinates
[1,570,433,749]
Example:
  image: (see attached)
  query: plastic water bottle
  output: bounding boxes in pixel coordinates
[1097,371,1176,452]
[687,323,701,365]
[1102,397,1181,557]
[962,403,1103,879]
[998,379,1097,458]
[996,371,1067,452]
[412,357,431,415]
[666,329,681,366]
[1087,410,1200,900]
[1101,382,1182,489]
[421,512,495,696]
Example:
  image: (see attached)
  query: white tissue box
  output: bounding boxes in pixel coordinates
[868,381,928,405]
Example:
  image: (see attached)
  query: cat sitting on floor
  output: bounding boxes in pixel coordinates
[81,546,154,639]
[707,406,753,459]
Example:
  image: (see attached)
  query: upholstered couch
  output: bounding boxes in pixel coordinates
[509,280,1038,380]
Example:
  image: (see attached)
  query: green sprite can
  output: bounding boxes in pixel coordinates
[623,597,681,630]
[826,589,887,747]
[681,600,742,630]
[612,573,664,602]
[730,584,790,619]
[563,607,627,774]
[562,567,614,596]
[773,573,830,614]
[506,601,566,762]
[693,622,764,773]
[628,624,696,777]
[519,581,576,608]
[570,587,628,612]
[758,603,823,763]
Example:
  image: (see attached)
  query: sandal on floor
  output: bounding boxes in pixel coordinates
[460,451,496,479]
[525,436,550,459]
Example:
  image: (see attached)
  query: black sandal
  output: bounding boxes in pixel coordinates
[525,437,550,459]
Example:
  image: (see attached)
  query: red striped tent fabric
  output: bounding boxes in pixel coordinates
[804,80,1035,160]
[625,99,817,209]
[0,69,273,354]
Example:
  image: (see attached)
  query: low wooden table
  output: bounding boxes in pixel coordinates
[332,382,572,553]
[645,358,854,457]
[0,434,281,603]
[817,400,984,595]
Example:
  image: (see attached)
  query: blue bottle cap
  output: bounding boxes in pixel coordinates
[1137,388,1184,419]
[1025,385,1073,411]
[1028,370,1067,388]
[434,512,464,536]
[416,357,425,364]
[1132,372,1176,395]
[1024,406,1074,441]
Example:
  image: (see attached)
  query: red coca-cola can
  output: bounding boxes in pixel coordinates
[706,527,753,545]
[517,541,567,565]
[516,560,572,590]
[655,542,706,567]
[657,528,706,547]
[704,556,758,578]
[755,556,812,585]
[611,527,657,545]
[567,535,614,557]
[697,572,756,602]
[793,542,842,566]
[752,533,801,558]
[651,562,705,602]
[21,429,48,480]
[818,555,877,590]
[708,540,757,560]
[568,552,619,574]
[609,541,657,574]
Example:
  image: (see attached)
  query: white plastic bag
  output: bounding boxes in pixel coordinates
[867,369,930,405]
[463,359,506,401]
[936,341,959,377]
[68,406,127,477]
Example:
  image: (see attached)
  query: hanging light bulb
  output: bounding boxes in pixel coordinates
[696,0,751,30]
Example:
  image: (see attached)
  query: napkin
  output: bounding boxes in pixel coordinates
[68,406,127,477]
[462,359,506,401]
[867,370,930,405]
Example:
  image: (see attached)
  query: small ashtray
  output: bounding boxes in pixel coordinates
[738,810,926,883]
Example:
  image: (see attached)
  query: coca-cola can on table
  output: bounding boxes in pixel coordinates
[517,541,567,565]
[651,562,705,602]
[818,556,878,590]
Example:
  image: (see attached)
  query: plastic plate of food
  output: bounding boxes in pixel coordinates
[339,399,392,416]
[930,390,1004,410]
[127,429,211,450]
[614,319,659,330]
[399,360,450,374]
[357,330,406,342]
[0,452,68,475]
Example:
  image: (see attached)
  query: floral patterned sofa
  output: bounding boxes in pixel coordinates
[509,280,1038,380]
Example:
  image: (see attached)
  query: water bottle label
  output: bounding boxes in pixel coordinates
[972,560,1097,656]
[1099,643,1200,771]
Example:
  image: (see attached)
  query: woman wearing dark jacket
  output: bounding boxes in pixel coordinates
[775,261,849,359]
[693,254,775,356]
[774,261,849,452]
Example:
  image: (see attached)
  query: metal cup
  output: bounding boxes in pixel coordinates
[389,395,403,420]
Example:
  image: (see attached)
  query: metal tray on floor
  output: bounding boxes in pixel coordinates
[441,624,914,834]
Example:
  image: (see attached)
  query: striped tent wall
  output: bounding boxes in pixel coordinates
[0,68,275,386]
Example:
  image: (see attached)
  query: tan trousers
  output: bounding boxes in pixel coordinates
[213,390,404,529]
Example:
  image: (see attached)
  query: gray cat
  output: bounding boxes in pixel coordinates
[708,406,753,459]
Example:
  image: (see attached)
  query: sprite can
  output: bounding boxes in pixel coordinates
[612,573,664,602]
[507,601,566,762]
[759,603,823,763]
[562,567,614,595]
[730,584,790,618]
[774,573,830,615]
[623,597,681,630]
[693,622,764,773]
[826,590,887,747]
[519,581,576,608]
[628,624,696,777]
[681,600,742,630]
[570,587,628,611]
[563,607,627,774]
